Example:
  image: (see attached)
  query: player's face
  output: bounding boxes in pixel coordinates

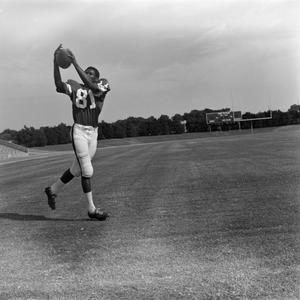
[85,69,98,82]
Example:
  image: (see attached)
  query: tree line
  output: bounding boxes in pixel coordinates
[1,105,299,147]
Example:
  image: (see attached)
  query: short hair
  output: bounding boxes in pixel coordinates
[85,66,100,79]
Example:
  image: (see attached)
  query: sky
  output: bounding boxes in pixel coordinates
[0,0,299,131]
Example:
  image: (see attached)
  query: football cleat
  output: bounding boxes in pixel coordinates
[45,187,57,210]
[88,208,109,221]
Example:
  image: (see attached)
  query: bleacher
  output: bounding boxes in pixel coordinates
[0,139,28,160]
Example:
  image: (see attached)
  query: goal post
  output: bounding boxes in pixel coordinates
[238,110,272,133]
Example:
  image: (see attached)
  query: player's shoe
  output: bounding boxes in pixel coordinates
[88,208,109,221]
[45,187,56,210]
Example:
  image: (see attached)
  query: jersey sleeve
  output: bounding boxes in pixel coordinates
[94,78,110,102]
[66,79,82,94]
[97,78,110,93]
[56,79,81,104]
[56,80,72,95]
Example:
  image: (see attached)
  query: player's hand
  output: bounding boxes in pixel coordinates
[54,44,62,62]
[67,49,77,65]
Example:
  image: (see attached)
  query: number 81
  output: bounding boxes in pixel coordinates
[75,89,96,109]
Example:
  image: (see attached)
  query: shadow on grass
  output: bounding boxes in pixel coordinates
[0,212,88,221]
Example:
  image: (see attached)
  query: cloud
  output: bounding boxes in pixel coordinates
[0,0,299,130]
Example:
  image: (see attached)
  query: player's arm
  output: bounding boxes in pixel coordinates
[95,94,107,111]
[67,51,100,93]
[54,63,67,93]
[53,45,65,92]
[53,45,72,95]
[95,79,110,109]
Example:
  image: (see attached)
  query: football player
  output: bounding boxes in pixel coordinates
[44,44,110,221]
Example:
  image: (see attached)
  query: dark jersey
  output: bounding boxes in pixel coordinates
[58,79,110,127]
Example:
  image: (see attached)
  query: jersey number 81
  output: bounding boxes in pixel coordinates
[75,89,96,109]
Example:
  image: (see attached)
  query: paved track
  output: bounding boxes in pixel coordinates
[0,127,299,299]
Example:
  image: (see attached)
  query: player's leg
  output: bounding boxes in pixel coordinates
[49,139,83,197]
[83,128,98,213]
[74,139,95,212]
[51,168,76,194]
[80,128,97,214]
[71,125,98,214]
[84,128,109,221]
[45,168,76,210]
[44,126,82,210]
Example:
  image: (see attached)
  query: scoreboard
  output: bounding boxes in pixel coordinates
[206,111,242,125]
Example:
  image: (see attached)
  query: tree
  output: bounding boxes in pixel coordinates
[55,123,71,144]
[112,121,126,138]
[289,104,300,113]
[42,126,58,145]
[184,110,207,132]
[288,105,300,124]
[147,116,160,136]
[124,117,138,137]
[16,126,47,147]
[99,121,113,139]
[0,129,18,142]
[33,128,48,147]
[137,118,148,136]
[2,104,299,146]
[170,114,185,134]
[158,115,171,135]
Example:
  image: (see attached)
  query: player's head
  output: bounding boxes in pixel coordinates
[85,66,100,82]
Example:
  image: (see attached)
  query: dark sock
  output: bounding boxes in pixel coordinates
[60,169,75,184]
[81,176,91,193]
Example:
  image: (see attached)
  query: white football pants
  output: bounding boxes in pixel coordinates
[70,123,98,177]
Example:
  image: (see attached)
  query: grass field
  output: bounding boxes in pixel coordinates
[0,126,299,299]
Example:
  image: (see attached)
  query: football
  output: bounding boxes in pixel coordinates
[55,48,72,69]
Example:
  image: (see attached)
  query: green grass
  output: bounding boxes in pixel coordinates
[0,125,299,299]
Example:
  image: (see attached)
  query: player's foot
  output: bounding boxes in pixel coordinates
[45,187,56,210]
[88,208,109,221]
